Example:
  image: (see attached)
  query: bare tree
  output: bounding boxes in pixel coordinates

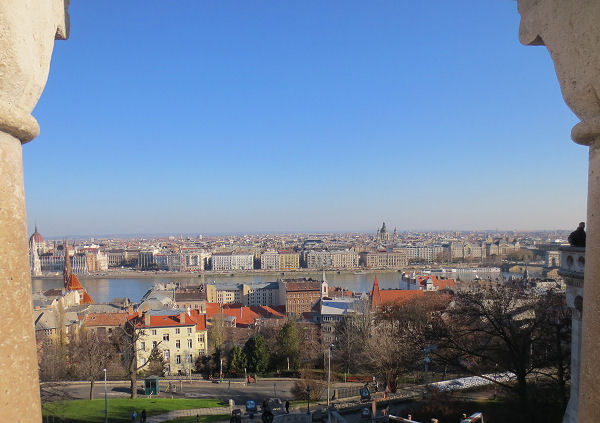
[436,285,570,414]
[366,294,449,392]
[69,327,116,399]
[116,319,161,399]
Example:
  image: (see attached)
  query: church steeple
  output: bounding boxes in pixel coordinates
[63,243,72,288]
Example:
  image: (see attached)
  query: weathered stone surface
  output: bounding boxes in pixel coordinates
[0,1,69,421]
[518,0,600,145]
[0,132,42,420]
[0,0,69,143]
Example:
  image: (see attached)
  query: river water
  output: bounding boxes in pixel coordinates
[31,271,403,304]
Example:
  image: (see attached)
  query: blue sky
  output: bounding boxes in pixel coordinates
[25,0,587,237]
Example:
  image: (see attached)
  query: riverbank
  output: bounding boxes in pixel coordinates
[34,268,404,280]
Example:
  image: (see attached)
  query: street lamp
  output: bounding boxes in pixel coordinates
[327,344,334,406]
[103,368,108,423]
[306,386,311,414]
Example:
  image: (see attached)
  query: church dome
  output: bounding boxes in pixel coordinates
[29,225,44,244]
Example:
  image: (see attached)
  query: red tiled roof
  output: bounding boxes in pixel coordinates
[130,309,207,331]
[205,303,285,327]
[415,275,456,290]
[370,275,424,310]
[285,282,321,291]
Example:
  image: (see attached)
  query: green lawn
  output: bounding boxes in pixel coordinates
[162,415,229,423]
[42,398,224,423]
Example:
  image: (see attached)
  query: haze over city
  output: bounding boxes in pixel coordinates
[25,1,587,236]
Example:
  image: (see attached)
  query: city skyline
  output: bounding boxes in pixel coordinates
[24,1,587,235]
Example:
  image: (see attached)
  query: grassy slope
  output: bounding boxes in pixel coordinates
[42,398,224,423]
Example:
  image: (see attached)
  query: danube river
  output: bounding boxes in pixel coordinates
[31,271,403,304]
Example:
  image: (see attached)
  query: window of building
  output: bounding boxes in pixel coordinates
[187,339,193,348]
[187,327,192,334]
[141,342,145,351]
[175,328,180,334]
[151,329,157,335]
[163,333,169,342]
[189,354,193,363]
[198,334,204,343]
[176,355,181,364]
[164,349,170,359]
[176,340,180,349]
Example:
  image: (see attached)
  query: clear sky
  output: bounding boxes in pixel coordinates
[24,0,588,237]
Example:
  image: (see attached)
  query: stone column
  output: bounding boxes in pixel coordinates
[579,142,600,421]
[0,133,42,419]
[0,1,69,421]
[518,1,600,421]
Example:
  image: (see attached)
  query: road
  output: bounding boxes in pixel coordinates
[43,379,297,404]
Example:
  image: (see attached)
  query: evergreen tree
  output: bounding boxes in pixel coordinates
[277,319,301,370]
[144,346,166,377]
[228,345,247,376]
[243,335,270,374]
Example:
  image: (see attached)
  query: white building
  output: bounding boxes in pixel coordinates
[212,253,254,271]
[261,251,280,270]
[306,251,333,269]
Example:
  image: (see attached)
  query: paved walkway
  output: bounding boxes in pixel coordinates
[146,406,232,423]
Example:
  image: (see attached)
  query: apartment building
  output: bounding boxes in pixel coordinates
[211,253,254,271]
[261,251,280,270]
[331,250,359,268]
[205,283,250,304]
[280,278,328,315]
[279,252,300,270]
[360,251,408,268]
[306,250,333,269]
[132,310,208,375]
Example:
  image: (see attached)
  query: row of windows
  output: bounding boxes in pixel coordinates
[141,336,204,351]
[150,327,194,337]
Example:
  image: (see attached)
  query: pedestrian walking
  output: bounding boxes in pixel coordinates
[131,409,138,422]
[285,400,290,414]
[141,409,147,423]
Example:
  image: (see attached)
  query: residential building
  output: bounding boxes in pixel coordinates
[317,297,364,344]
[331,251,359,268]
[306,250,332,269]
[205,283,251,304]
[261,250,280,270]
[131,309,208,375]
[360,251,407,268]
[280,278,328,315]
[211,253,254,271]
[279,252,300,270]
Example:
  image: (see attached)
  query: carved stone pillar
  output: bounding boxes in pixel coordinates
[518,1,600,421]
[0,1,69,421]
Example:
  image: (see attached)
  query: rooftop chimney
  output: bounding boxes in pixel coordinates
[144,312,150,327]
[180,311,186,324]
